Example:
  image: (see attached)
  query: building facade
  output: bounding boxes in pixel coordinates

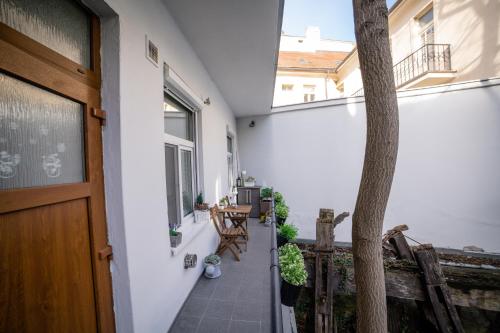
[337,0,500,96]
[273,27,354,106]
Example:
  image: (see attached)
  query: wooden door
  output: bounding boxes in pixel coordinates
[0,2,114,332]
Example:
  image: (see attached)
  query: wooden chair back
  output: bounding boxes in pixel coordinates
[210,205,227,233]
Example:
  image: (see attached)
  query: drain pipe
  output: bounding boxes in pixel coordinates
[270,191,284,333]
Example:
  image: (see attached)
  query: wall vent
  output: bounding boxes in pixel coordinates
[146,35,159,67]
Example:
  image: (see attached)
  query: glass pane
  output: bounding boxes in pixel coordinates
[180,149,193,217]
[419,8,433,26]
[0,0,91,67]
[227,136,233,153]
[165,144,179,228]
[0,73,84,190]
[164,96,193,141]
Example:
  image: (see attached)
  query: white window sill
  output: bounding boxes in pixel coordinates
[171,217,210,256]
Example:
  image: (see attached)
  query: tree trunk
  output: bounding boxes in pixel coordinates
[351,1,399,333]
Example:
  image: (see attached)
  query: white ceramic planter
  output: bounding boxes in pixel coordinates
[194,210,210,223]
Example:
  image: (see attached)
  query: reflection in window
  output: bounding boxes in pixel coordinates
[164,95,194,141]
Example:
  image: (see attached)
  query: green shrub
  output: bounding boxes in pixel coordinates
[278,243,307,286]
[169,229,179,237]
[274,192,284,204]
[275,203,289,220]
[278,224,298,241]
[261,187,273,198]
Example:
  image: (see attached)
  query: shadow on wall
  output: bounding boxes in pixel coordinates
[438,0,500,81]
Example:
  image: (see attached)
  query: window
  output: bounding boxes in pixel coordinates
[227,135,234,190]
[164,95,197,228]
[417,7,434,44]
[303,84,316,102]
[282,84,294,91]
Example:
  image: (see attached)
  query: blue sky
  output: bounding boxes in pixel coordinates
[282,0,398,41]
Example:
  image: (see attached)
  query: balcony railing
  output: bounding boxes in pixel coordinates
[393,44,451,88]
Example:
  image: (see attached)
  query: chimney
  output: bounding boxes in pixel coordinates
[305,26,321,51]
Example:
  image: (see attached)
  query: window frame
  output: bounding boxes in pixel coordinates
[226,133,234,191]
[163,94,198,228]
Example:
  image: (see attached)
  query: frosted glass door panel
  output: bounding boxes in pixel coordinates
[0,0,91,67]
[0,73,85,190]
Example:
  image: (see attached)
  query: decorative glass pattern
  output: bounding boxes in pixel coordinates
[0,73,85,189]
[180,149,193,217]
[0,0,91,67]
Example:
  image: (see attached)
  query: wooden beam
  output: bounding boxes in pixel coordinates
[306,260,500,312]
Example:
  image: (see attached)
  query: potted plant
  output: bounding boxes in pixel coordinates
[261,187,273,200]
[169,228,182,248]
[275,203,289,225]
[279,243,308,307]
[277,223,298,248]
[274,192,284,205]
[203,254,222,279]
[194,192,210,222]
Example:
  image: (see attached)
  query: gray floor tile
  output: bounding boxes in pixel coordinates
[170,315,200,333]
[192,278,218,298]
[228,320,261,333]
[204,299,234,320]
[181,296,210,318]
[212,283,240,301]
[170,219,273,333]
[231,301,262,321]
[197,317,230,333]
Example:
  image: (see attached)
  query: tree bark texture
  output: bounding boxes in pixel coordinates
[351,1,400,332]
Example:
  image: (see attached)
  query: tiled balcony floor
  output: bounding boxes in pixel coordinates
[169,218,272,333]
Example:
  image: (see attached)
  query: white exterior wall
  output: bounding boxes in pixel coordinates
[96,0,238,331]
[238,79,500,253]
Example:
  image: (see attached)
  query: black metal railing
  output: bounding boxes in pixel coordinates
[270,191,284,333]
[393,44,451,88]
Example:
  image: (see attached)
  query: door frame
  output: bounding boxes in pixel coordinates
[0,13,115,332]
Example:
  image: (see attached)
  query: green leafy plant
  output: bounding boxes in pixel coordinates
[274,192,284,205]
[278,243,307,286]
[196,192,204,205]
[278,224,298,241]
[169,229,179,237]
[261,187,273,198]
[195,192,209,210]
[275,203,289,220]
[204,254,221,265]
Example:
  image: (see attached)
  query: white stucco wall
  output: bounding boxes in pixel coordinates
[238,79,500,253]
[94,0,238,331]
[273,74,340,106]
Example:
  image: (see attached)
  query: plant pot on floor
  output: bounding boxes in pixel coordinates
[277,233,288,248]
[204,262,221,279]
[194,209,210,222]
[280,280,302,307]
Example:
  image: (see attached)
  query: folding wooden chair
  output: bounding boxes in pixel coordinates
[224,195,249,240]
[211,205,247,261]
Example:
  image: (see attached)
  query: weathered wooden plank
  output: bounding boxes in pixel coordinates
[414,245,464,333]
[315,208,335,333]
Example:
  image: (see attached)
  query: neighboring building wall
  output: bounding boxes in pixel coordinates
[434,0,500,82]
[280,27,354,53]
[238,79,500,253]
[274,72,339,106]
[337,0,500,95]
[94,0,238,331]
